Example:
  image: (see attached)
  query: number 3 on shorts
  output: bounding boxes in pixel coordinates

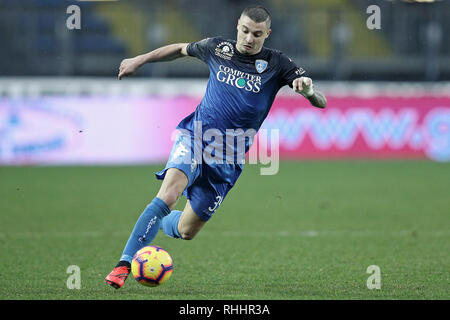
[208,196,223,212]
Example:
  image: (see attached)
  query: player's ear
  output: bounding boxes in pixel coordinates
[266,28,272,38]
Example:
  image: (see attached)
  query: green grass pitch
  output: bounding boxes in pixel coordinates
[0,160,449,300]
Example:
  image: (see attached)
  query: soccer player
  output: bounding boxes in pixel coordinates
[105,5,326,289]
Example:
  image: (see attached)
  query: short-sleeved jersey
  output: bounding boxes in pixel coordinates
[178,36,306,153]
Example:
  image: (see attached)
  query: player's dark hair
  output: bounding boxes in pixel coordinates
[241,5,271,27]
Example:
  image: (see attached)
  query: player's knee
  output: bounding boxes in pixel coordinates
[180,231,196,240]
[158,189,182,209]
[178,225,197,240]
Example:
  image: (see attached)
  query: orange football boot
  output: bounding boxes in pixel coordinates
[105,266,131,289]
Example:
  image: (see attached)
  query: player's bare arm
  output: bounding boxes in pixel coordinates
[118,43,189,80]
[292,77,327,109]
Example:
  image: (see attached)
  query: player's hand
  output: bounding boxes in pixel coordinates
[118,56,144,80]
[293,77,314,97]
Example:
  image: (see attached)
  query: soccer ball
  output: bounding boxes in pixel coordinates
[131,245,173,287]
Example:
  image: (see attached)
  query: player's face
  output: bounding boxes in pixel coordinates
[236,15,271,55]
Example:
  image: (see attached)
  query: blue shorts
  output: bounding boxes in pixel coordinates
[155,133,243,221]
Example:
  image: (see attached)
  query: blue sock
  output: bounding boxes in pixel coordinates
[160,210,182,238]
[120,197,170,263]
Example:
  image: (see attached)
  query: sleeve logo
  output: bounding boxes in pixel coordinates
[295,68,305,76]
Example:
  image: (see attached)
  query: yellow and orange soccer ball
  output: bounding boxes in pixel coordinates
[131,246,173,287]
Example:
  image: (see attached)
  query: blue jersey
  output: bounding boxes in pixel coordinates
[157,37,306,220]
[178,37,306,153]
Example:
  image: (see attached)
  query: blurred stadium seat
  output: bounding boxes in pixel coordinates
[0,0,448,80]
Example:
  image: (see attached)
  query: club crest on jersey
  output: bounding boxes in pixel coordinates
[255,59,268,73]
[215,41,234,60]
